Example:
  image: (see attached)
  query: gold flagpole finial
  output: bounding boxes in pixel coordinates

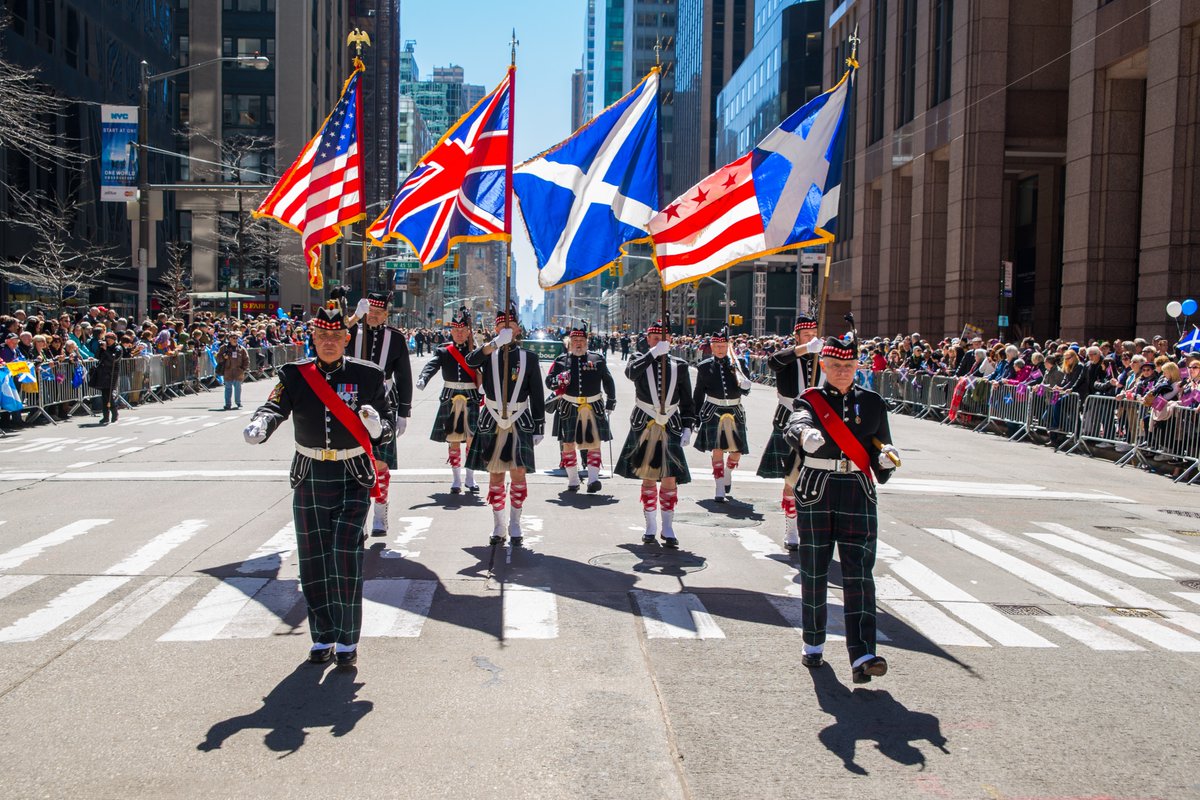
[847,24,861,68]
[654,35,663,67]
[510,29,519,67]
[347,28,371,57]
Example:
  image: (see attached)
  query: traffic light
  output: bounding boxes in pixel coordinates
[686,316,696,326]
[729,314,743,326]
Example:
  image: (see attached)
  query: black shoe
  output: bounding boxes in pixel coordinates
[785,540,800,553]
[587,480,602,493]
[111,413,118,422]
[489,534,505,546]
[509,536,524,548]
[661,536,679,550]
[852,656,887,684]
[801,653,824,668]
[468,485,480,494]
[223,406,232,411]
[99,419,109,426]
[713,496,727,503]
[725,484,733,495]
[451,486,462,495]
[308,645,334,664]
[566,484,580,493]
[335,649,358,668]
[642,534,657,544]
[370,527,388,537]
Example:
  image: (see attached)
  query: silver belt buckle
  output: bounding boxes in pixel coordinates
[835,458,851,473]
[320,448,338,461]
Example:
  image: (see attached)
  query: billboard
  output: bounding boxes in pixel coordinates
[100,105,139,202]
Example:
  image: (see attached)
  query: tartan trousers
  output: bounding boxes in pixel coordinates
[293,458,372,646]
[795,472,879,664]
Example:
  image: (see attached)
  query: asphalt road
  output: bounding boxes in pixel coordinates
[0,352,1196,800]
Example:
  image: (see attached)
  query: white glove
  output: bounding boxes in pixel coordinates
[354,298,371,318]
[804,336,825,354]
[493,327,514,347]
[359,404,383,438]
[533,434,544,446]
[801,428,825,453]
[679,427,692,447]
[416,377,427,391]
[737,374,753,391]
[394,417,407,437]
[877,445,900,470]
[242,418,267,444]
[649,340,670,358]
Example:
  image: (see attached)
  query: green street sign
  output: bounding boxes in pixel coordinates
[384,259,421,271]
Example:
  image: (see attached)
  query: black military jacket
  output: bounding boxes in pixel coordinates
[545,351,616,400]
[692,356,751,407]
[419,341,479,387]
[625,350,697,429]
[465,343,546,435]
[784,383,893,485]
[347,322,412,418]
[769,347,820,399]
[254,356,394,450]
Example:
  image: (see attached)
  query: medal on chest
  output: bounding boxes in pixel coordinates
[336,383,359,407]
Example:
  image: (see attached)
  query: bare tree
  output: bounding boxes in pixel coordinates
[154,241,192,317]
[0,189,123,310]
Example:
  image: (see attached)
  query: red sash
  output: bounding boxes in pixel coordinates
[800,387,874,483]
[447,345,479,383]
[298,362,382,500]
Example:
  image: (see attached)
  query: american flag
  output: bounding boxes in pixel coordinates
[368,68,513,268]
[254,62,366,290]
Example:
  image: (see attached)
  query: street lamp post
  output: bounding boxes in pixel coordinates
[137,54,269,323]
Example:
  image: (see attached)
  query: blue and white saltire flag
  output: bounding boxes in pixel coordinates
[0,367,24,412]
[1178,326,1200,353]
[514,70,659,290]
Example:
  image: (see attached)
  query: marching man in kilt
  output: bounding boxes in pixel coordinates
[758,315,825,550]
[417,307,481,495]
[243,306,393,669]
[691,328,752,502]
[783,331,900,684]
[545,322,617,493]
[345,291,412,535]
[614,321,696,549]
[465,305,546,546]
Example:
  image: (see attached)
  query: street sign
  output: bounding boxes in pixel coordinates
[998,315,1010,328]
[384,259,421,271]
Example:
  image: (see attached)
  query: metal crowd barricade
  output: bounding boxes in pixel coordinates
[1131,403,1200,481]
[873,370,905,412]
[1167,407,1200,484]
[15,360,96,424]
[924,375,956,421]
[943,377,992,431]
[1066,395,1143,458]
[1024,387,1081,450]
[987,381,1033,441]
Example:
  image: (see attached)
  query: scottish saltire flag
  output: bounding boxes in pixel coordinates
[649,65,855,289]
[1178,326,1200,353]
[368,68,514,269]
[0,367,23,412]
[514,70,659,290]
[254,60,366,290]
[6,360,35,388]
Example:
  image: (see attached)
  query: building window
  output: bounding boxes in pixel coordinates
[222,94,264,128]
[868,0,887,143]
[896,0,918,126]
[930,0,953,106]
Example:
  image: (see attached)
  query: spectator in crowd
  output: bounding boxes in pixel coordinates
[16,331,35,360]
[216,331,250,410]
[93,331,124,425]
[1,332,21,362]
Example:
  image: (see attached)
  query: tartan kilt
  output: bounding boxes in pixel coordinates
[551,399,613,444]
[374,436,399,470]
[614,409,691,484]
[464,408,536,472]
[693,402,750,454]
[756,426,800,479]
[430,388,480,443]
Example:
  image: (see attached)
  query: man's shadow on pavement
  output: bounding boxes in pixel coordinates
[197,664,373,756]
[808,665,948,775]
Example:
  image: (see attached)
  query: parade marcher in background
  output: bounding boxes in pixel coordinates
[216,331,250,410]
[691,327,752,503]
[417,308,482,495]
[243,307,393,668]
[346,291,413,536]
[545,322,617,493]
[614,320,696,549]
[93,331,124,425]
[758,315,825,550]
[464,305,546,547]
[784,331,900,685]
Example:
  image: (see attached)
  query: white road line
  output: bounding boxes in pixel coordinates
[0,576,131,643]
[1127,538,1200,568]
[158,578,268,641]
[949,519,1177,611]
[0,574,44,601]
[65,462,95,470]
[882,479,1134,502]
[632,591,726,639]
[887,557,1056,647]
[1031,522,1197,579]
[1034,616,1144,651]
[118,447,145,454]
[1023,532,1169,580]
[381,516,431,559]
[218,580,302,639]
[503,585,558,639]
[1172,592,1200,608]
[924,527,1107,606]
[875,576,991,647]
[1163,612,1200,637]
[731,528,784,560]
[360,579,437,637]
[766,595,891,643]
[0,519,112,571]
[1103,616,1200,652]
[68,577,197,641]
[236,524,296,574]
[104,520,207,575]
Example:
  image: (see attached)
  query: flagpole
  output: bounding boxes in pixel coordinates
[348,31,372,304]
[653,39,670,416]
[502,31,518,419]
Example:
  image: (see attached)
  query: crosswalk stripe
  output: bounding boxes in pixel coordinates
[104,520,207,576]
[632,591,726,639]
[1031,522,1197,579]
[876,576,990,647]
[217,579,302,639]
[1103,616,1200,652]
[158,578,268,641]
[236,524,296,574]
[0,576,131,643]
[1163,611,1200,637]
[361,579,437,637]
[887,557,1056,647]
[1127,538,1200,568]
[1034,616,1144,651]
[383,517,431,560]
[731,528,784,560]
[924,527,1106,606]
[503,585,558,639]
[1023,532,1169,580]
[766,596,892,643]
[0,574,43,602]
[950,519,1178,611]
[0,519,112,571]
[1172,592,1200,608]
[67,577,197,641]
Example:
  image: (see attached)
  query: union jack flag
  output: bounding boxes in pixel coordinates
[368,67,513,268]
[254,61,366,290]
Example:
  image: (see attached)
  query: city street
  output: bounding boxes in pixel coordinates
[0,354,1195,800]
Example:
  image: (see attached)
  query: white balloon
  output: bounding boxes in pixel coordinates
[1167,301,1183,318]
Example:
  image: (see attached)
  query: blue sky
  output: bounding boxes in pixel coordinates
[402,0,586,305]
